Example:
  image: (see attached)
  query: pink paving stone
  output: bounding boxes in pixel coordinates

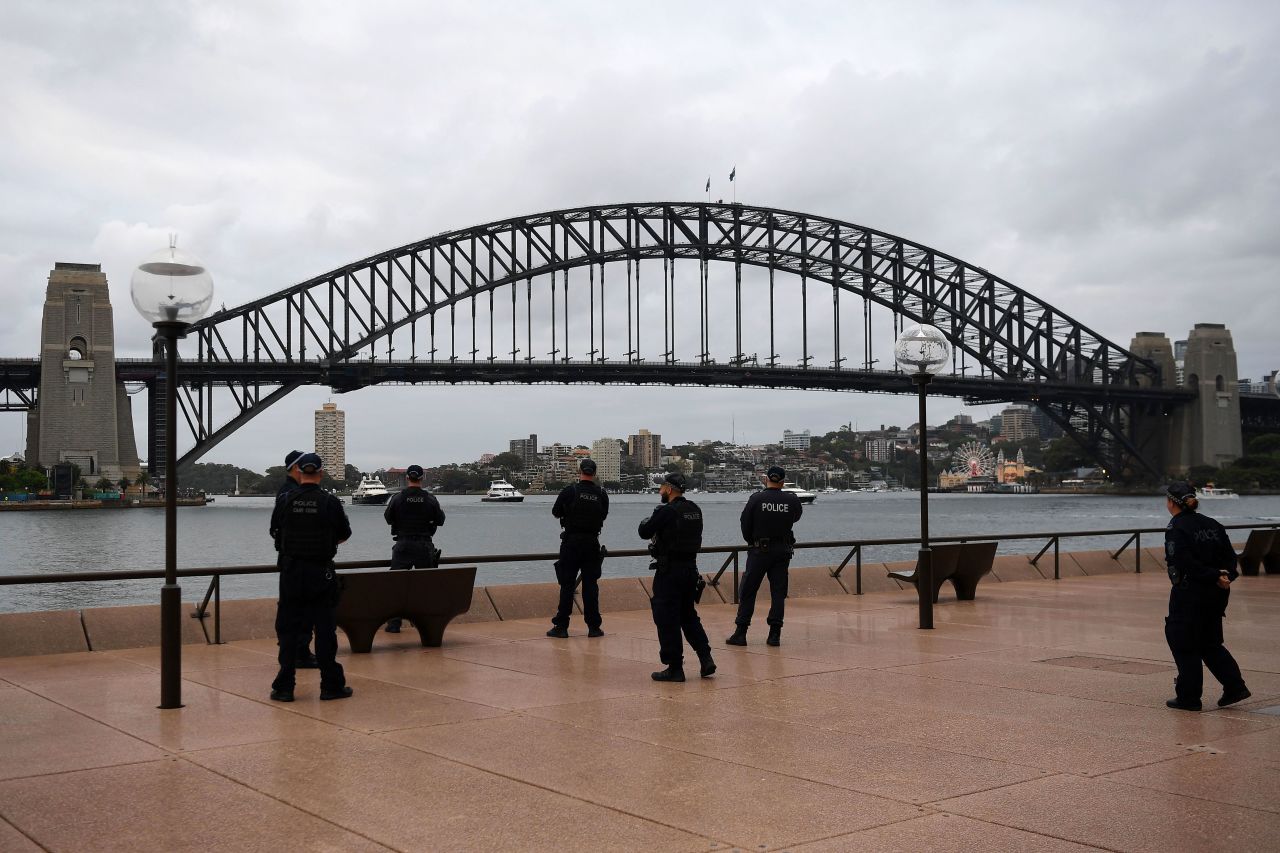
[935,772,1280,852]
[0,759,392,853]
[0,569,1277,852]
[81,603,207,650]
[0,609,88,656]
[484,580,569,620]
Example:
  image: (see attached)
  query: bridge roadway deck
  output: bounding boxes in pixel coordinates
[2,573,1278,851]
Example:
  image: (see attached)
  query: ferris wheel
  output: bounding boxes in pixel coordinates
[951,441,995,478]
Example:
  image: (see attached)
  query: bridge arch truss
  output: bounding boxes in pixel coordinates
[172,202,1170,476]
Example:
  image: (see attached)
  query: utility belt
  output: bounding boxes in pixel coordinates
[395,534,435,541]
[751,537,794,554]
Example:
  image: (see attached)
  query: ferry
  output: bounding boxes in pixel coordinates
[482,479,525,502]
[350,475,392,505]
[1196,485,1239,500]
[782,482,818,504]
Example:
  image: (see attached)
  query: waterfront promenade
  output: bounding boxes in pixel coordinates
[2,571,1278,851]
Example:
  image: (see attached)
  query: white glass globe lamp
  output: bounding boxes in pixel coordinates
[130,244,214,326]
[894,324,951,376]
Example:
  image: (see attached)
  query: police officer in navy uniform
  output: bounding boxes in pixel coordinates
[728,465,804,647]
[269,453,353,702]
[548,458,609,638]
[271,449,317,668]
[638,472,716,682]
[383,464,446,633]
[1163,481,1250,711]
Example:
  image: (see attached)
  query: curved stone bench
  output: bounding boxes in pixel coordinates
[334,566,477,653]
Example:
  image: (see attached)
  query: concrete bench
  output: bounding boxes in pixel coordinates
[334,566,477,653]
[889,542,999,602]
[1238,530,1278,577]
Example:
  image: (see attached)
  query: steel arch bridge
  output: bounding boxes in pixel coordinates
[152,202,1187,476]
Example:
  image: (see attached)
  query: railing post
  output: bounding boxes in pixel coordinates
[1054,536,1060,580]
[732,550,739,604]
[855,546,862,595]
[1135,532,1141,574]
[213,574,222,644]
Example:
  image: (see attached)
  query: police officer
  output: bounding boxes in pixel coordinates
[638,472,716,682]
[1163,481,1251,711]
[268,453,353,702]
[271,449,317,668]
[548,458,609,638]
[383,464,446,633]
[728,465,804,647]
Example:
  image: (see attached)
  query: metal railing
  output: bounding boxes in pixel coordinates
[2,523,1276,645]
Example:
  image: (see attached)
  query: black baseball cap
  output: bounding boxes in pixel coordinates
[579,458,597,475]
[295,452,323,474]
[284,449,304,470]
[406,464,424,479]
[1166,481,1196,507]
[766,465,786,483]
[663,472,688,491]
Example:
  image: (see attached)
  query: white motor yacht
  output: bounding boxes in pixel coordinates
[482,479,525,502]
[782,482,817,503]
[1196,485,1239,500]
[350,475,392,505]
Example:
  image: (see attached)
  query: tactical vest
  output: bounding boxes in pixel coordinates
[562,483,607,535]
[657,498,702,557]
[279,489,335,559]
[750,491,799,541]
[393,488,438,537]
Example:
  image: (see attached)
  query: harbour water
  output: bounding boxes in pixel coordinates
[3,491,1279,613]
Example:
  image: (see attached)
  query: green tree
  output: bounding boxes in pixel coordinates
[94,477,114,492]
[492,451,524,471]
[1246,433,1280,455]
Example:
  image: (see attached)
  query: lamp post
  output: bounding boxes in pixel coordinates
[131,243,213,709]
[894,323,951,629]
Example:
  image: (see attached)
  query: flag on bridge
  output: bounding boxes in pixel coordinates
[729,166,736,181]
[705,177,710,193]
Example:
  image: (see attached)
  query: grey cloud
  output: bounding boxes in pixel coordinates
[2,0,1278,467]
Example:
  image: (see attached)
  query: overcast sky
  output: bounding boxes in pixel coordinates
[2,1,1277,471]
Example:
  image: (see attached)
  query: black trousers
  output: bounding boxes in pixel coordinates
[1165,609,1245,702]
[275,555,313,658]
[651,563,711,667]
[735,547,791,628]
[272,560,344,693]
[553,535,602,628]
[387,537,436,631]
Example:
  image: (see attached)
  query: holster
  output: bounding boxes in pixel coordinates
[693,576,707,603]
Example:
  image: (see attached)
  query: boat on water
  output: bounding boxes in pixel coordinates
[1196,485,1239,500]
[482,479,525,502]
[782,482,817,503]
[350,475,392,505]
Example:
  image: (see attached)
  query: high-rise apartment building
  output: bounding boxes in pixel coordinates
[864,439,896,463]
[590,437,622,484]
[999,405,1036,443]
[314,402,346,474]
[627,429,662,468]
[509,433,538,468]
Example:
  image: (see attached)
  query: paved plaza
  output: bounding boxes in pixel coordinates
[1,572,1278,851]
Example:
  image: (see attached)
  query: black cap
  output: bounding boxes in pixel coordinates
[1166,480,1197,507]
[284,449,304,470]
[406,464,424,479]
[766,465,786,483]
[663,472,688,491]
[295,452,323,474]
[579,458,597,475]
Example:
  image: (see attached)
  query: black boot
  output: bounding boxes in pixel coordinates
[546,626,569,638]
[651,665,686,682]
[766,626,781,647]
[698,650,717,678]
[1218,686,1251,707]
[726,628,748,646]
